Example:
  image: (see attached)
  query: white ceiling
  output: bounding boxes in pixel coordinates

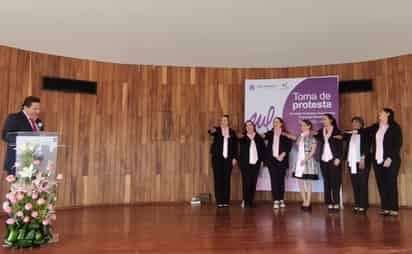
[1,0,412,68]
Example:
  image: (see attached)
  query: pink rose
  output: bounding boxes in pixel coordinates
[33,160,41,166]
[4,207,12,214]
[31,211,39,218]
[42,220,50,225]
[31,192,39,200]
[47,204,54,210]
[25,203,33,210]
[46,163,54,171]
[16,211,24,217]
[5,175,16,183]
[23,216,30,223]
[6,218,15,225]
[6,192,15,201]
[16,192,24,201]
[37,198,46,205]
[9,197,17,204]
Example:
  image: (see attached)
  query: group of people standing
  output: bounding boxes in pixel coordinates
[208,108,402,216]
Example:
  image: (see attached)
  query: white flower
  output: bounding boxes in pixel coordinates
[19,164,35,178]
[18,143,28,153]
[3,201,10,211]
[28,144,35,152]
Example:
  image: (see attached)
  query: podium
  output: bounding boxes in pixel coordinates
[3,132,62,248]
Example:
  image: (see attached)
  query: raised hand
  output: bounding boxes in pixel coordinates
[209,127,217,133]
[237,132,245,139]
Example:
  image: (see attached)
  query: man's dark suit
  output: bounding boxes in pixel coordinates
[1,111,44,175]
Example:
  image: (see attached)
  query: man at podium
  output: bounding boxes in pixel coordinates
[1,96,44,175]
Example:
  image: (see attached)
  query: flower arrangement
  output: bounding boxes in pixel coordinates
[3,142,62,248]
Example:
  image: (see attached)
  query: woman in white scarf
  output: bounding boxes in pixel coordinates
[238,120,265,208]
[343,117,371,214]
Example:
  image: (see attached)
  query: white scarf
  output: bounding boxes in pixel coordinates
[295,132,308,177]
[248,133,258,164]
[348,133,361,174]
[375,124,388,164]
[272,128,281,158]
[321,127,334,162]
[222,127,229,159]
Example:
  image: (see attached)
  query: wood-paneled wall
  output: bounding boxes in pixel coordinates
[0,45,411,207]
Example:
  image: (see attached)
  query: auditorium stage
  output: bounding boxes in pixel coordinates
[1,203,410,254]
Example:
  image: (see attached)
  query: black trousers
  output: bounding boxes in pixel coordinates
[267,158,287,201]
[240,163,260,207]
[349,160,371,209]
[212,156,232,205]
[320,160,342,205]
[374,160,401,211]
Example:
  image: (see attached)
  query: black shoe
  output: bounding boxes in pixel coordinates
[301,205,311,212]
[358,208,367,214]
[244,203,255,208]
[216,204,224,208]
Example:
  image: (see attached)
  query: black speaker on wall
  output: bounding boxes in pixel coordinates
[339,79,373,94]
[42,77,97,95]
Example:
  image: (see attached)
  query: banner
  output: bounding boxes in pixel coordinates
[244,76,339,192]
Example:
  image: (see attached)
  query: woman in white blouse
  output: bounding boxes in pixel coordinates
[353,108,403,216]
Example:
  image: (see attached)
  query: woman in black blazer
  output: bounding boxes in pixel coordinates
[263,117,292,209]
[238,120,265,208]
[343,117,371,213]
[355,108,402,216]
[208,115,238,208]
[315,114,344,212]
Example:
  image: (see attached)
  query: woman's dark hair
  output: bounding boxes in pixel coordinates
[244,120,256,133]
[323,113,338,129]
[301,119,313,130]
[382,108,395,124]
[22,96,41,109]
[273,117,287,132]
[351,116,365,128]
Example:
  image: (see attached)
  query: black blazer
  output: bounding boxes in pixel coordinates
[208,127,238,160]
[314,127,344,161]
[342,131,371,160]
[238,133,265,168]
[263,130,292,167]
[360,123,402,163]
[2,111,44,172]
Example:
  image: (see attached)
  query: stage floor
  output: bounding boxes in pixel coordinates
[1,203,411,254]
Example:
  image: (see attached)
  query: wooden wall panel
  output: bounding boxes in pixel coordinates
[0,45,411,207]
